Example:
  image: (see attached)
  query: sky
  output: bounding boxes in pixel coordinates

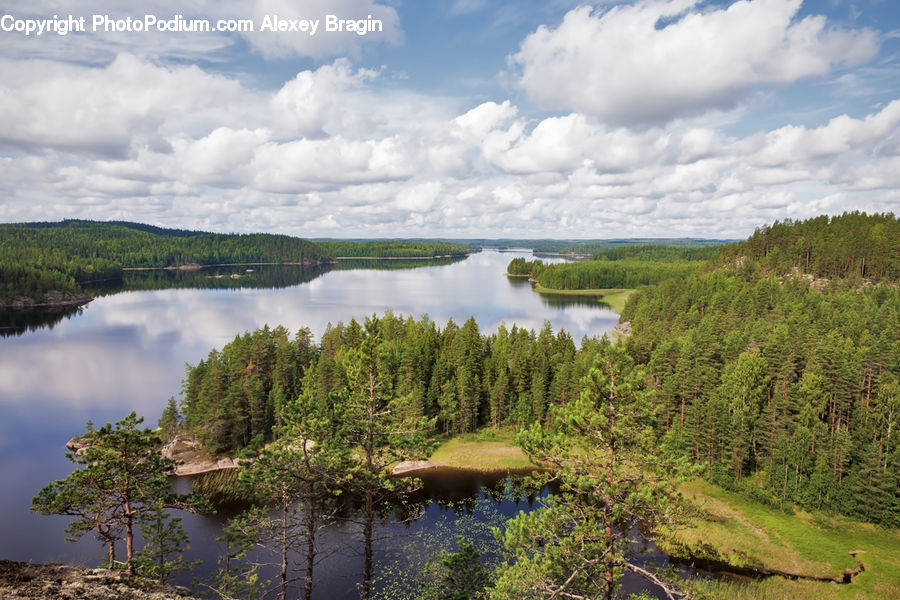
[0,0,898,239]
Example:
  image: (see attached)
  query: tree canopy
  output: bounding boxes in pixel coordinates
[31,413,205,573]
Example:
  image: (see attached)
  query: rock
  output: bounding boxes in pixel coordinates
[392,460,435,475]
[0,560,202,600]
[161,434,239,476]
[65,436,89,453]
[614,320,632,338]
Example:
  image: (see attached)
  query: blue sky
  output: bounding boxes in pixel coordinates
[0,0,898,238]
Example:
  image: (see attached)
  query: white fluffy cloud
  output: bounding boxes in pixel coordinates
[244,0,401,58]
[271,59,380,138]
[511,0,879,125]
[0,3,898,239]
[0,0,400,62]
[0,54,248,158]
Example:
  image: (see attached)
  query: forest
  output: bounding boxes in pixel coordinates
[507,244,716,290]
[179,315,595,457]
[169,212,899,598]
[0,220,333,304]
[0,221,474,305]
[316,240,469,258]
[531,239,727,256]
[623,212,900,525]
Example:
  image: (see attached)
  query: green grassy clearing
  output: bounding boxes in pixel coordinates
[532,286,634,313]
[663,479,900,599]
[428,428,534,472]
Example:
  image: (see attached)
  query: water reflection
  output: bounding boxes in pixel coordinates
[0,305,86,338]
[81,257,467,298]
[0,250,620,584]
[539,294,613,310]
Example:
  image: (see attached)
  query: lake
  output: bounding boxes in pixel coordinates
[0,249,632,597]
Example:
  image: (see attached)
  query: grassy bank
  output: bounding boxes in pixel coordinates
[532,285,634,314]
[663,480,900,599]
[428,429,534,472]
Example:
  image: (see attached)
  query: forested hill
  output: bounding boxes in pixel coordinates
[0,220,333,305]
[2,220,333,268]
[317,239,470,258]
[622,212,900,525]
[507,244,717,291]
[717,212,899,283]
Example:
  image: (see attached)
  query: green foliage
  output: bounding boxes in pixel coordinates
[31,413,202,572]
[531,239,726,255]
[209,513,268,600]
[180,325,317,456]
[506,257,544,276]
[133,501,196,584]
[418,536,492,600]
[0,219,333,303]
[592,244,721,262]
[233,421,351,600]
[317,239,469,258]
[158,397,181,439]
[718,211,900,283]
[180,315,592,455]
[492,342,689,600]
[536,258,700,290]
[509,244,719,292]
[624,212,900,525]
[372,478,517,600]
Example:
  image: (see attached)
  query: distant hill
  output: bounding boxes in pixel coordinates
[0,220,333,306]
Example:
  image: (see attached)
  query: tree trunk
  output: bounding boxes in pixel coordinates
[280,495,288,600]
[362,488,374,600]
[304,481,316,600]
[125,511,134,574]
[361,369,376,600]
[101,525,115,570]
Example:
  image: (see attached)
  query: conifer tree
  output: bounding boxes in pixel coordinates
[32,412,202,573]
[493,342,688,600]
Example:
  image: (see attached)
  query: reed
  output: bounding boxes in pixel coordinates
[191,469,246,506]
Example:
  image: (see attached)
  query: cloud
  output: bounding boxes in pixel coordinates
[243,0,401,58]
[510,0,879,125]
[0,54,248,158]
[0,41,898,239]
[271,59,380,138]
[0,0,400,63]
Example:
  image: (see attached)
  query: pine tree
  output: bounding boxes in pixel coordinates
[492,342,688,600]
[31,413,201,573]
[133,501,195,584]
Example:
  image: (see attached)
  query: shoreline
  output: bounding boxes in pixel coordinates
[335,254,469,260]
[531,285,634,314]
[0,295,93,310]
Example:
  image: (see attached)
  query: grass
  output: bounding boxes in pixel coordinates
[428,428,535,472]
[191,468,246,506]
[661,479,900,599]
[532,285,634,314]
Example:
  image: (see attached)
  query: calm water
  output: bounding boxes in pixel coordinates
[0,249,627,596]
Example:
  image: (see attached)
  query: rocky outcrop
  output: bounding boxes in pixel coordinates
[614,320,632,338]
[392,460,435,475]
[0,560,200,600]
[0,291,92,309]
[161,434,239,476]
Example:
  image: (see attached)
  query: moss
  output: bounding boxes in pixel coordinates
[662,479,900,599]
[428,429,534,472]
